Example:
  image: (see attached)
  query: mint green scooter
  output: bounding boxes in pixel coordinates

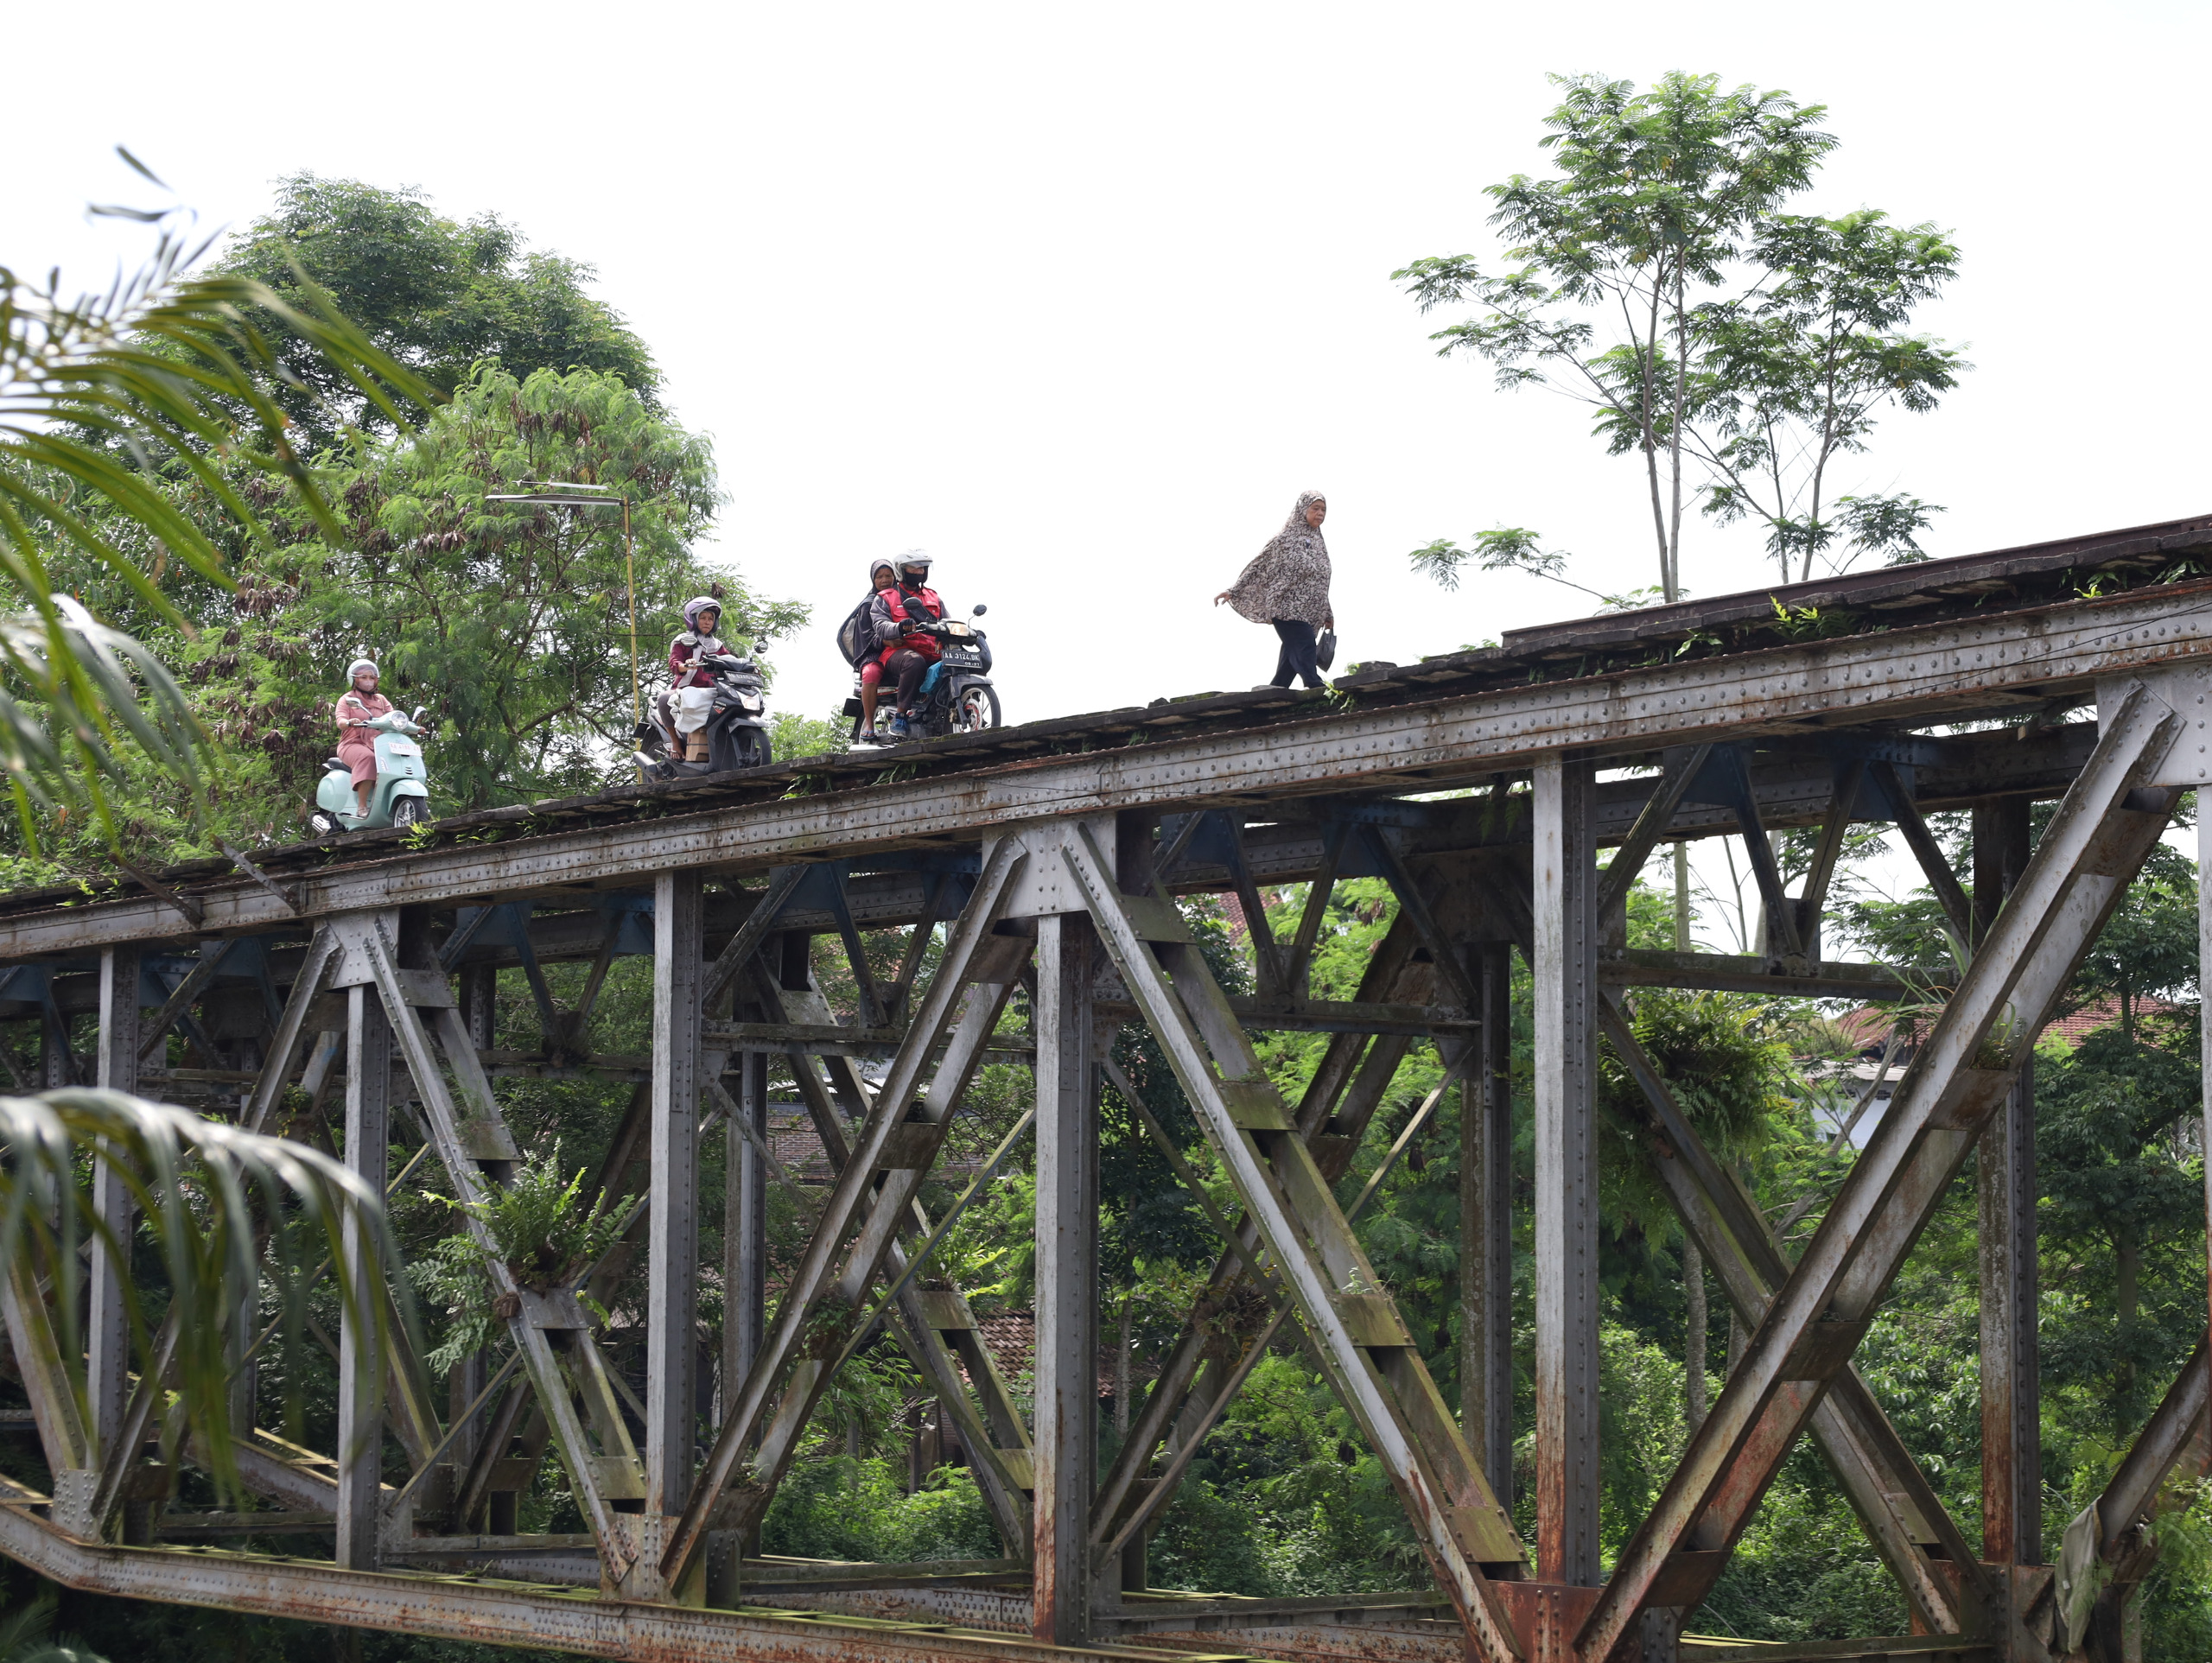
[309,708,431,835]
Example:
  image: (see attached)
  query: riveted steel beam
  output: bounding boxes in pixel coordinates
[745,961,1038,1555]
[1599,996,1983,1635]
[1062,822,1523,1662]
[1580,681,2183,1663]
[339,914,644,1584]
[662,840,1032,1592]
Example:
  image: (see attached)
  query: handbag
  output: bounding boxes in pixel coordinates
[1315,628,1337,671]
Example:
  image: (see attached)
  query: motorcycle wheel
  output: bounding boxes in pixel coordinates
[734,729,774,769]
[308,809,340,837]
[954,685,1001,733]
[391,796,425,829]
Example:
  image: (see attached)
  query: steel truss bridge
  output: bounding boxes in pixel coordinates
[0,514,2209,1663]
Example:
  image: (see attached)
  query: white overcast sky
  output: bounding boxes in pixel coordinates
[12,0,2207,935]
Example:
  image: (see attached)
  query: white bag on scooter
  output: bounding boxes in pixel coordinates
[673,686,716,734]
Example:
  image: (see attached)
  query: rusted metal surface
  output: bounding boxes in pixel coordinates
[1974,800,2040,1570]
[0,1499,1202,1663]
[663,843,1033,1589]
[1064,822,1523,1662]
[1598,997,1979,1635]
[1031,911,1098,1644]
[1532,757,1600,1586]
[1580,684,2183,1661]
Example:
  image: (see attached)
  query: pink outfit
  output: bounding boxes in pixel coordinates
[334,689,393,787]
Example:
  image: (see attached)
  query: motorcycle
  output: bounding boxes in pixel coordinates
[636,651,775,780]
[846,605,1001,743]
[309,708,432,835]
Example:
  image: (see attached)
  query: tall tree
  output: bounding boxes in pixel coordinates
[214,175,661,452]
[1,156,434,853]
[1396,73,1963,600]
[177,363,804,820]
[1695,210,1965,581]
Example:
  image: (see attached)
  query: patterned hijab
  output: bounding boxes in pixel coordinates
[1224,491,1332,627]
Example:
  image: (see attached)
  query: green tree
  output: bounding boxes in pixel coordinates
[1396,72,1962,600]
[175,363,804,818]
[2,168,434,847]
[1694,210,1964,580]
[214,175,661,452]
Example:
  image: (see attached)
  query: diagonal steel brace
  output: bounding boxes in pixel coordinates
[661,838,1030,1591]
[1062,823,1524,1663]
[1580,682,2184,1663]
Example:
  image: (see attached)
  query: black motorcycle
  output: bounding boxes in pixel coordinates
[846,606,1001,743]
[636,651,774,779]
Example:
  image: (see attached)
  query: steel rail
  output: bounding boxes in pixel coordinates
[0,1496,1197,1663]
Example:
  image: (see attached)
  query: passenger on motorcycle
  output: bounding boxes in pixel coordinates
[660,595,729,763]
[870,552,945,739]
[855,559,898,744]
[334,658,394,818]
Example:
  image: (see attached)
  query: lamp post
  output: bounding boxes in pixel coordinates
[483,480,641,734]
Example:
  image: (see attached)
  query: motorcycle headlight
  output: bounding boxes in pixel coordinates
[740,694,765,714]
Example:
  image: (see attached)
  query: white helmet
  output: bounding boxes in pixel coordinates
[894,549,934,581]
[347,658,379,681]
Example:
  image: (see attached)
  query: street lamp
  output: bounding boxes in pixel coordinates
[484,480,643,739]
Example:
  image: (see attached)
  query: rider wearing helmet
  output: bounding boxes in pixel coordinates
[868,551,945,739]
[334,658,394,817]
[661,595,728,762]
[855,558,898,744]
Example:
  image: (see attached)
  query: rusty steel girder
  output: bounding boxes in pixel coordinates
[1578,681,2185,1661]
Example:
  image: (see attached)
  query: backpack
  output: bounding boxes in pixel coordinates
[836,595,876,666]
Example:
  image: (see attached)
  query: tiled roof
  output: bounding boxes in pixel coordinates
[963,1311,1118,1400]
[765,1105,990,1184]
[1829,995,2176,1057]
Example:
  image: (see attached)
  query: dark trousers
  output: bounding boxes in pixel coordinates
[1270,619,1325,689]
[887,648,932,710]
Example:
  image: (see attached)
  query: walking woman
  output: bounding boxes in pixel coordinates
[1215,490,1333,689]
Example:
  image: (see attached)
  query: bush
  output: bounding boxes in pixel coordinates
[760,1457,1001,1563]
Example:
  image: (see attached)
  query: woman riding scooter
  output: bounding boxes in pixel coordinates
[660,595,730,764]
[334,658,394,818]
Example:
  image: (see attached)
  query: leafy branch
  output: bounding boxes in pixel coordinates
[1409,525,1667,612]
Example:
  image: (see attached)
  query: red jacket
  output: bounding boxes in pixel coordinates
[668,631,728,687]
[871,585,944,664]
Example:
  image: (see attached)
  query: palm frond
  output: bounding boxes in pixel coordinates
[3,1088,404,1494]
[0,196,440,842]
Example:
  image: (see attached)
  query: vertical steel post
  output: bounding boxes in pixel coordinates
[648,869,703,1519]
[1533,754,1600,1584]
[2201,806,2212,1485]
[40,1003,68,1089]
[722,1050,767,1422]
[455,955,498,1529]
[1974,799,2040,1565]
[1032,911,1097,1645]
[460,962,496,1053]
[88,948,139,1467]
[1461,940,1516,1496]
[338,984,391,1570]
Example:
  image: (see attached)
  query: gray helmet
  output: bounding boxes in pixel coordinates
[347,658,379,682]
[894,549,933,581]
